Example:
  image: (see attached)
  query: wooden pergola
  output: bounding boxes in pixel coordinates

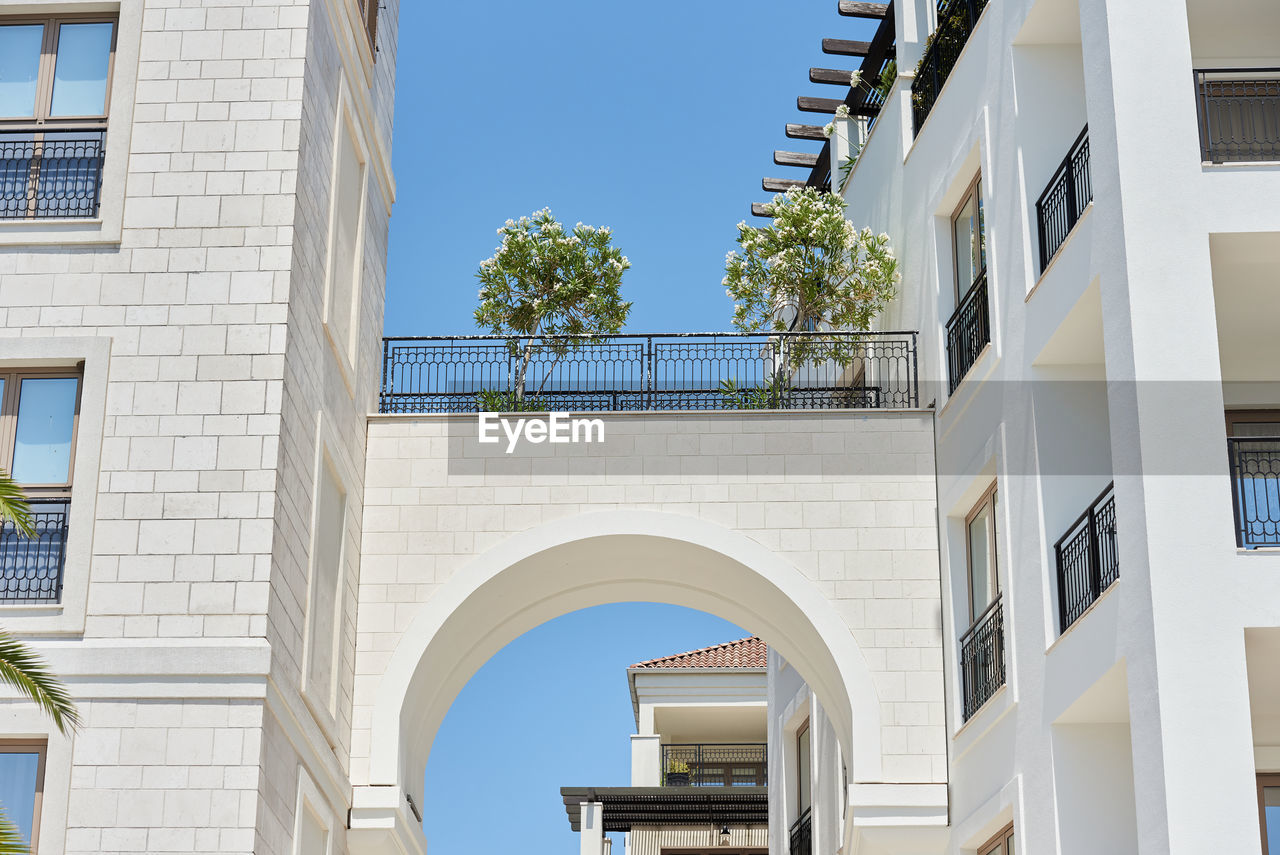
[753,0,897,218]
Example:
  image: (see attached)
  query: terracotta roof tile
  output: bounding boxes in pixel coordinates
[629,636,766,670]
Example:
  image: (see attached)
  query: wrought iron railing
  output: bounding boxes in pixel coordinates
[1054,483,1118,632]
[1,499,69,603]
[1036,126,1092,273]
[0,131,107,220]
[1229,437,1280,548]
[1195,69,1280,163]
[789,808,812,855]
[911,0,989,134]
[380,331,919,414]
[945,270,989,393]
[959,594,1005,721]
[660,743,767,787]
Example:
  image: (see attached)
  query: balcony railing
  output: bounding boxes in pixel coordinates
[1054,483,1119,632]
[1036,126,1092,273]
[789,808,812,855]
[945,270,989,393]
[1229,437,1280,548]
[959,594,1005,721]
[660,743,767,787]
[380,331,919,414]
[1195,69,1280,163]
[1,500,69,604]
[911,0,989,134]
[0,131,107,220]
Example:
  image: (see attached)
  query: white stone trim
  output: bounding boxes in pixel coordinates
[292,765,337,855]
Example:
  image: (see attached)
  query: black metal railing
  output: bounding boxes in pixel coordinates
[1,499,69,604]
[1229,437,1280,548]
[0,131,107,220]
[380,331,919,414]
[789,808,812,855]
[959,595,1005,721]
[945,270,989,393]
[1036,126,1092,273]
[1195,69,1280,163]
[911,0,989,134]
[660,743,767,787]
[1054,483,1118,632]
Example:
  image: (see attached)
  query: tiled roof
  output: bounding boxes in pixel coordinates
[629,636,766,670]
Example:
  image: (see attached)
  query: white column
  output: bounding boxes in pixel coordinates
[630,734,662,785]
[580,802,605,855]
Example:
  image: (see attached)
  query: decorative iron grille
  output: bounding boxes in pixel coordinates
[1,500,69,603]
[945,270,989,394]
[1195,69,1280,163]
[1054,483,1118,632]
[911,0,989,134]
[1229,437,1280,548]
[660,743,767,787]
[1036,126,1092,273]
[789,808,812,855]
[960,595,1004,721]
[380,331,919,414]
[0,131,107,220]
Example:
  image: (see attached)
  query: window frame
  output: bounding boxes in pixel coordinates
[795,718,811,815]
[965,483,1000,627]
[951,174,986,303]
[301,442,349,731]
[1227,410,1280,436]
[0,366,82,497]
[357,0,378,54]
[322,92,369,388]
[977,822,1014,855]
[0,739,47,853]
[1260,772,1280,855]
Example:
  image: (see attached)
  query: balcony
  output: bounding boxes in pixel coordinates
[789,808,812,855]
[1054,483,1119,632]
[1229,438,1280,548]
[660,743,767,787]
[1194,69,1280,163]
[959,594,1005,721]
[0,131,107,220]
[380,331,920,414]
[1,500,69,603]
[1036,127,1092,273]
[911,0,989,134]
[945,270,989,393]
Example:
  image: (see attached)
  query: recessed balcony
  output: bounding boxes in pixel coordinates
[1229,436,1280,548]
[959,594,1005,721]
[660,743,767,787]
[945,270,989,393]
[0,131,106,220]
[789,808,812,855]
[1036,126,1092,273]
[1054,483,1119,631]
[911,0,989,134]
[0,499,69,603]
[1194,69,1280,163]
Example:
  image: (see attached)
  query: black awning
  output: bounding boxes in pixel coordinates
[560,787,768,832]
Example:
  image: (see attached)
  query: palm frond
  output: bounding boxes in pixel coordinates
[0,632,79,735]
[0,807,29,855]
[0,470,33,539]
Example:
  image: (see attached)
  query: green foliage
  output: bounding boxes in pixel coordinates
[876,59,897,101]
[475,209,632,400]
[665,759,690,775]
[0,470,33,539]
[723,187,899,365]
[0,806,27,855]
[719,373,789,410]
[474,389,548,413]
[913,0,987,110]
[0,631,80,735]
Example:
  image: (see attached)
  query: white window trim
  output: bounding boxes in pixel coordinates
[293,766,337,855]
[0,707,72,855]
[0,0,141,246]
[321,81,370,398]
[0,336,108,635]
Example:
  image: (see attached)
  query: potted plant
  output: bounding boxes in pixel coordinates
[665,759,692,787]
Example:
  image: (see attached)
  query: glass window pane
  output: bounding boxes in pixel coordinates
[0,25,43,117]
[1266,796,1280,855]
[953,194,976,295]
[12,378,78,485]
[968,502,993,621]
[1006,831,1014,855]
[50,22,113,117]
[797,727,811,812]
[975,184,986,273]
[0,751,40,845]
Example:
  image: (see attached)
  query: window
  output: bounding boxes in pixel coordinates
[1261,774,1280,854]
[953,176,986,300]
[0,741,45,852]
[945,175,990,393]
[0,16,115,220]
[293,769,334,855]
[796,719,811,814]
[979,823,1015,855]
[0,369,80,603]
[304,456,346,716]
[966,485,999,624]
[324,110,366,370]
[357,0,379,52]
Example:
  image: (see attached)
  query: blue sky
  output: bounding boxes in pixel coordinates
[388,3,877,852]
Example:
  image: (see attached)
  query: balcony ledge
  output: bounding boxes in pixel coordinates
[1026,202,1094,304]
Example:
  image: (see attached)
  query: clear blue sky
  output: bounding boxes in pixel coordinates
[385,0,879,335]
[388,3,876,852]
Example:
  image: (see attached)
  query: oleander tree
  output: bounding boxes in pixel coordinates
[474,208,631,407]
[0,469,80,855]
[723,186,898,366]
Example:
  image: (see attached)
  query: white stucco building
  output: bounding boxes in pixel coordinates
[0,0,1277,854]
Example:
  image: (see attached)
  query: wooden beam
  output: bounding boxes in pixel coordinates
[822,38,871,56]
[797,96,878,116]
[774,150,820,167]
[751,203,775,218]
[786,123,828,141]
[762,177,809,192]
[838,1,889,18]
[809,67,858,86]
